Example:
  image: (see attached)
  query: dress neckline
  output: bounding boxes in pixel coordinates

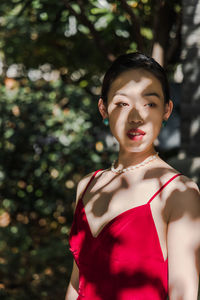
[75,171,181,262]
[79,198,168,262]
[79,172,181,240]
[80,196,151,239]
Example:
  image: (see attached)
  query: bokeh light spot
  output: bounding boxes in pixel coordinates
[0,212,10,227]
[96,141,104,152]
[65,180,75,189]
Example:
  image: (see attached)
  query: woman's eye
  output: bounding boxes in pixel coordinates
[145,103,156,108]
[116,102,128,107]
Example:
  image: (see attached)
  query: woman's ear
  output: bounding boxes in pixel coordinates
[163,100,173,121]
[98,98,108,119]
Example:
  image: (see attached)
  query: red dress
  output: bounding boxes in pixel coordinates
[69,170,181,300]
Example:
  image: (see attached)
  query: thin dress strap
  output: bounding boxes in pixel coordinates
[80,169,102,200]
[147,173,182,204]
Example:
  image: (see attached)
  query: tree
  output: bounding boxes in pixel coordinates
[0,0,181,71]
[181,0,200,155]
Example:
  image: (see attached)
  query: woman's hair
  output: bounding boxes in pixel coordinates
[101,52,170,104]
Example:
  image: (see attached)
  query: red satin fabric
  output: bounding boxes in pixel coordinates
[69,170,181,300]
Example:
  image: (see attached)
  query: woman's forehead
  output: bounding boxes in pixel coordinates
[108,68,164,100]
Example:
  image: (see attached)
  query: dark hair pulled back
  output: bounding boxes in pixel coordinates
[101,52,170,104]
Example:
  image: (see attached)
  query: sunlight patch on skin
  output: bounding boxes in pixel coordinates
[172,176,199,193]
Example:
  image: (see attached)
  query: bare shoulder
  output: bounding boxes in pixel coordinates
[164,171,200,222]
[75,169,104,205]
[75,171,94,205]
[155,158,199,191]
[153,159,200,220]
[172,175,200,218]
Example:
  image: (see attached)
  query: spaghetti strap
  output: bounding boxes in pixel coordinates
[80,169,102,200]
[147,173,182,204]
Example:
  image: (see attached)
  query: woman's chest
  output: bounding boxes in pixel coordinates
[81,179,168,261]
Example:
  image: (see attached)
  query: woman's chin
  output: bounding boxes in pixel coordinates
[119,141,155,154]
[120,145,146,153]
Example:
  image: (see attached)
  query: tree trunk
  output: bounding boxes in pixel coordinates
[181,0,200,156]
[151,1,175,67]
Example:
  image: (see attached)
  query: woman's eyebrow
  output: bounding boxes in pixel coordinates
[113,91,128,97]
[112,91,162,100]
[143,92,162,99]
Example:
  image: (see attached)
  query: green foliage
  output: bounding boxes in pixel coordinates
[0,79,113,299]
[0,0,181,69]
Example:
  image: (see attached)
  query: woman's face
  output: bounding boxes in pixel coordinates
[99,68,173,153]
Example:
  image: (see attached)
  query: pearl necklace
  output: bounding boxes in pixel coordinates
[111,153,159,174]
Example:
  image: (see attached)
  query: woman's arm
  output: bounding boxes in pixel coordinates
[65,260,79,300]
[167,179,200,300]
[65,171,95,300]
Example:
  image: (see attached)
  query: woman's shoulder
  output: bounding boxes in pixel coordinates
[150,158,199,211]
[167,173,200,216]
[157,160,200,221]
[156,159,199,191]
[75,169,104,205]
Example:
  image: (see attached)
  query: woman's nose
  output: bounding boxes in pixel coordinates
[128,107,144,124]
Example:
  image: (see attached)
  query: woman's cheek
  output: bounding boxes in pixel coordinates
[109,120,120,136]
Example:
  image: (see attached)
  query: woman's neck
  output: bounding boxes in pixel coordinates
[116,147,157,170]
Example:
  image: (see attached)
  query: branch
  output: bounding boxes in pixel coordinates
[166,9,182,64]
[119,0,144,52]
[51,7,64,33]
[60,73,96,98]
[62,0,115,62]
[17,0,32,18]
[151,1,176,66]
[5,0,32,28]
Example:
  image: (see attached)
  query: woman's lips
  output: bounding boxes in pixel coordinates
[127,129,146,141]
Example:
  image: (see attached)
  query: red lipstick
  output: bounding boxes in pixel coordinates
[127,128,146,141]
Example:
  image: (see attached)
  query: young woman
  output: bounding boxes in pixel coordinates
[65,53,200,300]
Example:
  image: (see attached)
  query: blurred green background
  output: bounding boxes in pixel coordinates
[0,0,199,299]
